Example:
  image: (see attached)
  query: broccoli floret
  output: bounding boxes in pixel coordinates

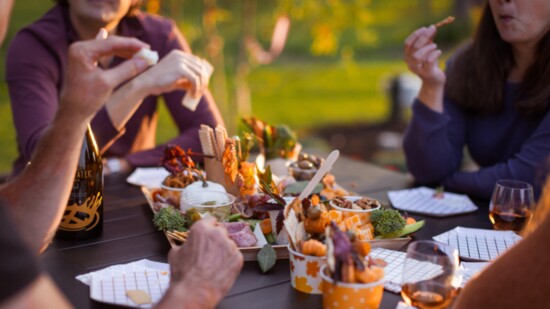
[370,209,406,236]
[153,206,187,231]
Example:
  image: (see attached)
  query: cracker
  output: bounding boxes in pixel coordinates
[126,290,152,305]
[199,129,214,156]
[182,95,201,112]
[182,58,214,111]
[205,126,220,160]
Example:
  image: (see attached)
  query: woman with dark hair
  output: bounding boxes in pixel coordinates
[6,0,224,176]
[402,0,550,200]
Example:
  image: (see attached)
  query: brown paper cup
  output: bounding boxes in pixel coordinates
[204,158,240,197]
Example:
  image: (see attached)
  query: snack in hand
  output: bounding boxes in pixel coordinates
[133,48,159,65]
[182,59,213,111]
[433,16,455,28]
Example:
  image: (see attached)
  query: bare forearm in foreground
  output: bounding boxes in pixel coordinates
[0,106,89,252]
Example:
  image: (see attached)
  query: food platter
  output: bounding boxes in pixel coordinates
[141,187,289,261]
[141,187,411,260]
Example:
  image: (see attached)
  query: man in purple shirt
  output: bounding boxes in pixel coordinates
[6,0,224,176]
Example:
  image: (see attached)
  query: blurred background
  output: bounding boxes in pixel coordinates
[0,0,484,174]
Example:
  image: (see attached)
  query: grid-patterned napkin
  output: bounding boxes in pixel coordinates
[371,248,442,293]
[371,248,487,295]
[433,227,522,261]
[388,187,478,217]
[77,259,170,308]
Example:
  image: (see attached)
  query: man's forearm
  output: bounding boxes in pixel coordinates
[0,106,90,253]
[105,78,148,131]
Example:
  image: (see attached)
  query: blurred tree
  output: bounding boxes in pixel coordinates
[147,0,472,133]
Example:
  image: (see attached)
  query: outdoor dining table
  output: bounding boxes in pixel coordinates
[42,155,493,308]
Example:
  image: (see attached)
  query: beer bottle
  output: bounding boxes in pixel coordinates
[56,125,103,240]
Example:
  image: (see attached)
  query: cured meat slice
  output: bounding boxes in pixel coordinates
[221,222,258,247]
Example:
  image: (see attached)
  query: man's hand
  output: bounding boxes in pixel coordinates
[165,217,243,309]
[59,34,150,123]
[133,49,213,97]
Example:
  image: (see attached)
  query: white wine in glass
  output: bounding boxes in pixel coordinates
[401,240,460,309]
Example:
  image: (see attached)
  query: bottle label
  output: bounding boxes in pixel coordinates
[59,192,103,232]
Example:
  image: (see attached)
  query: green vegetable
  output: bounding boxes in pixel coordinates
[153,206,187,231]
[370,208,406,236]
[375,220,426,239]
[264,233,276,244]
[257,244,277,273]
[228,213,242,222]
[243,219,262,230]
[185,208,201,227]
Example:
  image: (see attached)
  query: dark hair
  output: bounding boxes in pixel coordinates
[55,0,144,17]
[446,3,550,115]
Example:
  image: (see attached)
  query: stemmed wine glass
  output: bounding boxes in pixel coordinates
[489,179,534,232]
[401,240,461,309]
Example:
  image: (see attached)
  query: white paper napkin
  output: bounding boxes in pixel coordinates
[459,262,489,288]
[388,187,478,217]
[372,248,485,296]
[433,227,522,261]
[77,259,170,308]
[371,248,445,294]
[127,167,169,188]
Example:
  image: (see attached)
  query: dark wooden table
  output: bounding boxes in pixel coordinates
[43,157,492,308]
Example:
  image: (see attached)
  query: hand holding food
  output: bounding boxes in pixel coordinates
[134,49,213,110]
[403,18,453,87]
[168,217,243,306]
[60,34,150,122]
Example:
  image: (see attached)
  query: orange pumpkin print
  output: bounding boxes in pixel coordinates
[306,261,320,278]
[294,276,313,294]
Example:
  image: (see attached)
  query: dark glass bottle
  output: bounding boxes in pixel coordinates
[56,125,103,240]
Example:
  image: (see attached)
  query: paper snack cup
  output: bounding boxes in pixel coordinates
[320,265,384,309]
[288,245,326,294]
[204,158,240,197]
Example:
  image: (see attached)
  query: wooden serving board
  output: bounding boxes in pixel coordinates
[141,187,289,261]
[367,237,411,251]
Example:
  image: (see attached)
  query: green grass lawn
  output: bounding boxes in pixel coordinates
[249,60,405,130]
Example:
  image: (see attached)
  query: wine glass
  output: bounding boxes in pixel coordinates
[401,240,460,309]
[489,179,534,232]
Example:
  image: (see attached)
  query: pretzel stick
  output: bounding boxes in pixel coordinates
[166,231,188,242]
[434,16,455,28]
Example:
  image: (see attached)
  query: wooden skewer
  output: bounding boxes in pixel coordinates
[433,16,455,28]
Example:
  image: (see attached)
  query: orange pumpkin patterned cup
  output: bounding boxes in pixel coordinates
[288,245,326,294]
[320,265,384,309]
